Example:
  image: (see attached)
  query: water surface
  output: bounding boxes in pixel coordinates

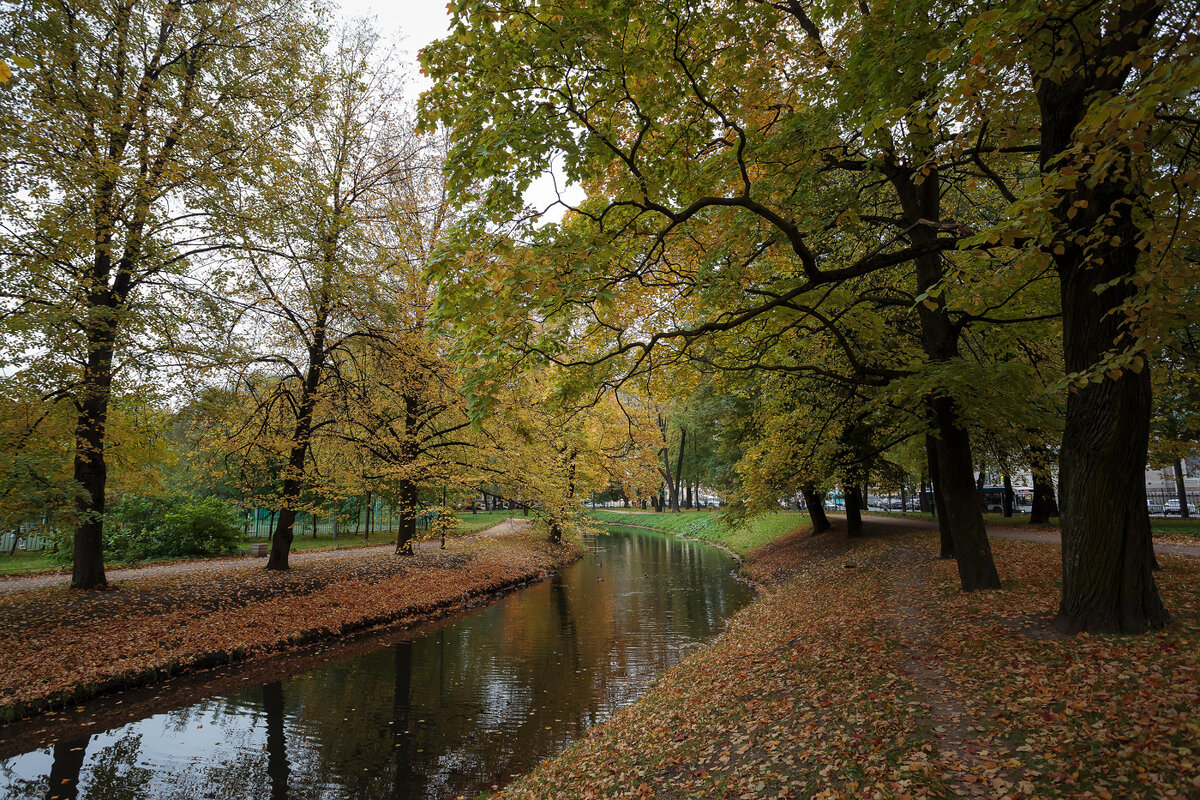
[0,525,753,799]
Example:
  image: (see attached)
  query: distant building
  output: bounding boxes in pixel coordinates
[1146,454,1200,493]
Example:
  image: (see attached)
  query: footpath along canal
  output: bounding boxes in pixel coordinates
[0,525,753,799]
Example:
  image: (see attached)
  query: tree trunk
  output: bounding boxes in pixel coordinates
[396,479,418,555]
[364,491,372,542]
[1037,0,1168,633]
[802,484,830,534]
[670,428,686,512]
[890,151,998,589]
[267,506,297,570]
[1174,459,1190,520]
[845,486,864,538]
[1002,473,1014,518]
[70,336,116,590]
[1027,446,1059,525]
[660,452,678,513]
[930,402,1000,590]
[265,336,326,570]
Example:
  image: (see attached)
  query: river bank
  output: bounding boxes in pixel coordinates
[500,519,1200,799]
[0,521,577,725]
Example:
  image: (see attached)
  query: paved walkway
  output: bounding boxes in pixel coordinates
[856,513,1200,558]
[0,519,530,594]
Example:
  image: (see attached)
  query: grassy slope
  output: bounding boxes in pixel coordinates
[591,509,810,556]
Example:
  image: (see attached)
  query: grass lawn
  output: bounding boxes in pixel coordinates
[0,548,56,575]
[591,508,810,556]
[860,508,1200,537]
[0,510,517,576]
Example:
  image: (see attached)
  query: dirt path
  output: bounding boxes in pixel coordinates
[0,519,531,593]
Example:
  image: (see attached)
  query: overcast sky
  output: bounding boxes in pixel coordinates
[337,0,450,81]
[338,0,584,218]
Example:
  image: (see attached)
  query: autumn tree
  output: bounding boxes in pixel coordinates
[219,23,415,570]
[0,0,320,588]
[420,0,1022,590]
[959,0,1199,631]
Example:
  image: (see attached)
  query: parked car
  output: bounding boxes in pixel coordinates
[1146,501,1166,516]
[1164,499,1199,515]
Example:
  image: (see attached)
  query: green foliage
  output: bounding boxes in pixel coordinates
[99,495,241,562]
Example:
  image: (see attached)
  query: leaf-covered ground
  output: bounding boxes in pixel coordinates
[0,523,576,723]
[499,522,1199,799]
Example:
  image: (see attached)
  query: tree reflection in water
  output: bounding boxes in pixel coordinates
[1,528,752,800]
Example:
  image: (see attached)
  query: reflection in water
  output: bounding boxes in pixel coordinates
[1,526,753,800]
[46,736,86,800]
[262,682,288,800]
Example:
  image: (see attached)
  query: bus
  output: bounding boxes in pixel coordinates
[981,485,1034,514]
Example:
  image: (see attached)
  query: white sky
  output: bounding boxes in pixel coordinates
[338,0,584,220]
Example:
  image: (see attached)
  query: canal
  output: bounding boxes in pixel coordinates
[0,525,754,799]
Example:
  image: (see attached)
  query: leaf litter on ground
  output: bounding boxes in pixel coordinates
[497,523,1199,799]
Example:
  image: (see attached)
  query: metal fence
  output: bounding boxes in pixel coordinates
[1147,489,1200,515]
[0,532,53,553]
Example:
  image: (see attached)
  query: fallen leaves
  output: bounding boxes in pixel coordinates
[495,527,1199,799]
[0,526,575,723]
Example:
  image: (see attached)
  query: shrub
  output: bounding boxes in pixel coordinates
[102,494,241,561]
[155,497,241,557]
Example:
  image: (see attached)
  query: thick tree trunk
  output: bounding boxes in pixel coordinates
[266,333,326,570]
[845,486,864,538]
[803,485,831,534]
[267,505,297,570]
[396,479,418,554]
[1174,459,1190,520]
[890,154,998,588]
[1038,0,1168,633]
[923,418,952,564]
[70,336,116,590]
[1027,447,1059,525]
[1002,473,1014,518]
[932,398,1000,590]
[1055,365,1165,631]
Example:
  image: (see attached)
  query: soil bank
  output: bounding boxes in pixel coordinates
[0,522,578,725]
